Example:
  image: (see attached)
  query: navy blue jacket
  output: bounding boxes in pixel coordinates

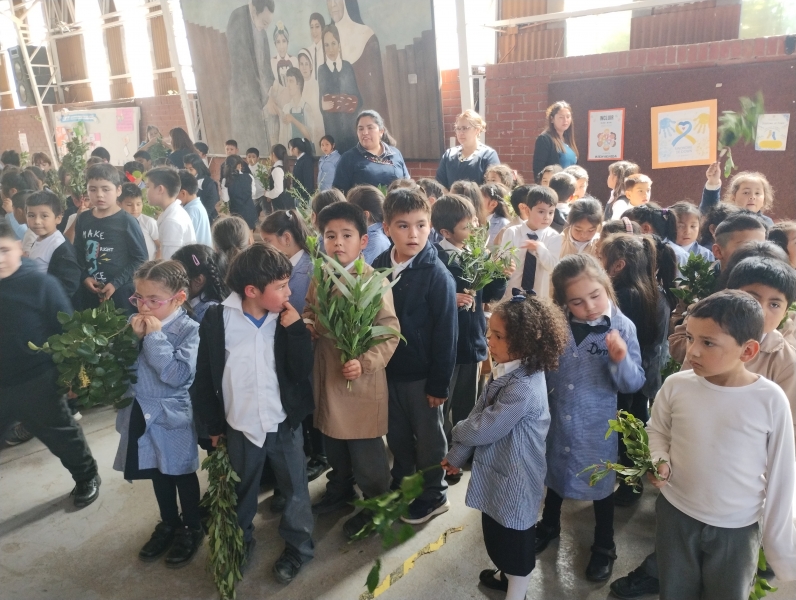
[292,153,316,200]
[435,244,506,365]
[332,143,410,194]
[372,241,458,398]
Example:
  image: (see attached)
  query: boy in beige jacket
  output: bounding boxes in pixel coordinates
[302,202,400,540]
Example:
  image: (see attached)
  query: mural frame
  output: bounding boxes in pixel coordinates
[651,99,717,169]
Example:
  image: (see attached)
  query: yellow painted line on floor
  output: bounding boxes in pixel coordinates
[359,526,464,600]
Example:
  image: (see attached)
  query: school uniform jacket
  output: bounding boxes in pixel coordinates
[559,227,598,258]
[47,238,81,299]
[446,364,549,530]
[191,303,314,437]
[292,153,316,200]
[113,309,200,476]
[302,262,400,439]
[545,304,645,501]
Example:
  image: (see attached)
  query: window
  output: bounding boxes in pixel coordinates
[565,0,631,57]
[740,0,796,38]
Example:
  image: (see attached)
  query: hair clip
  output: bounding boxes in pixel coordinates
[622,217,633,233]
[286,210,292,220]
[192,254,200,266]
[510,288,535,302]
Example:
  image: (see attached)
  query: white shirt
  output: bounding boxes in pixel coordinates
[438,238,462,254]
[289,249,305,267]
[569,234,591,253]
[647,370,796,579]
[390,246,416,279]
[221,293,287,448]
[22,228,36,253]
[325,56,343,72]
[265,161,285,199]
[493,359,521,379]
[28,230,66,272]
[181,197,213,247]
[136,213,159,260]
[608,198,630,220]
[502,222,563,300]
[157,200,196,260]
[220,174,258,203]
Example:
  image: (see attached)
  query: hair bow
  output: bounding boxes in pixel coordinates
[510,288,535,302]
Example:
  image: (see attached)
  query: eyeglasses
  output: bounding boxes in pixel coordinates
[129,293,180,309]
[454,126,473,133]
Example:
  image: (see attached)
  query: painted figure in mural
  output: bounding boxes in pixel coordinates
[326,0,390,128]
[265,21,299,145]
[279,67,318,151]
[318,24,362,154]
[297,48,325,148]
[226,0,275,152]
[309,12,326,82]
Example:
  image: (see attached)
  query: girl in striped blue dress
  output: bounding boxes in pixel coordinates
[113,260,202,568]
[442,290,570,600]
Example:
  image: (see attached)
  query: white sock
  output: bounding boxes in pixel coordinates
[505,573,532,600]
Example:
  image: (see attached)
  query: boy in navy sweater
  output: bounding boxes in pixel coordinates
[372,188,458,523]
[431,195,505,446]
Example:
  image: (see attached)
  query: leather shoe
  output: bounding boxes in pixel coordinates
[479,569,508,592]
[241,538,257,576]
[343,509,374,540]
[71,474,101,508]
[312,489,358,514]
[139,522,176,562]
[306,456,329,482]
[273,548,303,584]
[586,544,617,582]
[534,520,560,554]
[270,488,287,513]
[609,565,659,599]
[165,526,204,568]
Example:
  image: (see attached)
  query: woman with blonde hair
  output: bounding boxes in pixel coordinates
[436,109,500,189]
[533,101,579,176]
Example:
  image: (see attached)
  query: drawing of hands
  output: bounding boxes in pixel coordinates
[659,117,676,138]
[694,113,710,133]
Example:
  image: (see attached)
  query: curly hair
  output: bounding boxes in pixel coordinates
[491,295,569,372]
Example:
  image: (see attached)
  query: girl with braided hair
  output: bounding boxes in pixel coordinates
[113,260,203,568]
[172,245,229,323]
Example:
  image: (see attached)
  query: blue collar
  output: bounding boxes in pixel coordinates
[244,312,268,328]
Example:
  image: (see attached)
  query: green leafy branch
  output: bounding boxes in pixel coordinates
[285,172,312,224]
[448,226,514,310]
[253,159,272,192]
[670,252,716,307]
[660,356,681,383]
[306,237,404,390]
[200,438,245,600]
[61,121,90,198]
[750,548,777,600]
[718,91,765,178]
[580,411,667,491]
[147,138,170,161]
[19,151,29,168]
[27,300,139,409]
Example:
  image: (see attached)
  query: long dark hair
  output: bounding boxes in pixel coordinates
[480,183,510,219]
[356,110,397,146]
[543,101,578,158]
[347,185,385,223]
[624,203,678,241]
[172,244,229,303]
[260,209,312,253]
[169,127,198,154]
[223,155,250,188]
[183,152,210,180]
[271,144,289,163]
[289,137,314,157]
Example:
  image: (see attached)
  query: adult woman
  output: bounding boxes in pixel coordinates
[138,125,171,151]
[183,152,218,223]
[167,127,198,169]
[332,110,409,194]
[436,110,499,189]
[220,155,258,230]
[533,101,579,178]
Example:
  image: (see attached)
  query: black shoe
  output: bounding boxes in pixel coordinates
[273,548,304,584]
[240,538,257,576]
[534,520,560,554]
[609,565,660,599]
[613,480,642,507]
[586,544,617,582]
[4,422,34,446]
[401,496,450,525]
[444,471,463,485]
[343,509,374,540]
[139,522,176,562]
[270,488,287,513]
[164,526,204,568]
[312,489,358,515]
[71,474,101,508]
[479,569,508,592]
[306,456,329,482]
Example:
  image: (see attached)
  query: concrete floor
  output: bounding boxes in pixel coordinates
[2,407,794,600]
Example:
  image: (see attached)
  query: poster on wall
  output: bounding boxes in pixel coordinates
[181,0,442,160]
[587,109,624,161]
[755,113,790,151]
[651,99,717,169]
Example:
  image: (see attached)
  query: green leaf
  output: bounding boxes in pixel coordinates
[366,559,382,594]
[57,312,72,325]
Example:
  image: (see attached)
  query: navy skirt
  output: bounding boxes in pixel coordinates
[482,513,536,576]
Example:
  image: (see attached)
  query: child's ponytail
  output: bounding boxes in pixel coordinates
[172,244,229,303]
[624,203,678,241]
[651,235,678,309]
[609,160,639,198]
[260,209,312,253]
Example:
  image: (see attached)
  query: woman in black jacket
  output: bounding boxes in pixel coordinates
[183,152,218,223]
[221,155,258,230]
[289,137,316,204]
[532,101,579,180]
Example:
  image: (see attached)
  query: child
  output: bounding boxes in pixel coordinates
[698,201,739,249]
[245,148,267,216]
[134,150,152,172]
[193,142,209,166]
[623,204,690,267]
[171,245,228,323]
[417,178,447,205]
[123,161,145,187]
[280,68,316,149]
[710,212,768,274]
[647,290,796,599]
[432,195,506,442]
[0,220,100,507]
[564,165,589,199]
[25,189,81,299]
[193,243,315,583]
[225,139,239,157]
[536,164,561,187]
[480,182,511,245]
[310,188,345,231]
[265,145,294,212]
[560,197,602,257]
[221,156,259,229]
[670,200,714,261]
[485,163,524,189]
[371,188,458,524]
[768,221,796,269]
[8,190,38,253]
[147,167,196,260]
[304,202,400,538]
[74,163,148,314]
[289,137,316,201]
[317,135,340,191]
[212,215,253,271]
[183,153,218,224]
[347,185,391,264]
[538,254,645,581]
[119,183,160,261]
[113,260,203,567]
[604,160,639,214]
[501,185,563,299]
[442,292,569,600]
[176,170,212,247]
[700,162,774,226]
[548,171,577,233]
[450,180,487,227]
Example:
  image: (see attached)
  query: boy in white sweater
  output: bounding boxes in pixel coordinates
[146,167,196,260]
[647,290,796,600]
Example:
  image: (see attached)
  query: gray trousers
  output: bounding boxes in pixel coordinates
[226,423,314,562]
[324,435,391,500]
[444,363,480,438]
[656,494,760,600]
[386,379,448,503]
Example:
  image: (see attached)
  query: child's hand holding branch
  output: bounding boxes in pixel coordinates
[342,359,362,381]
[647,462,670,489]
[440,458,461,476]
[606,330,628,363]
[706,161,721,187]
